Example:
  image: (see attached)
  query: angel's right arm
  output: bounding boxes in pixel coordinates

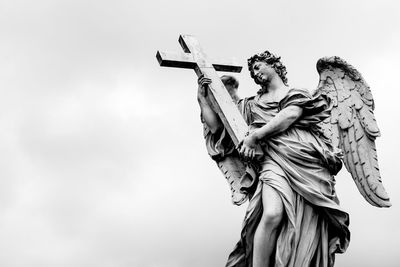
[197,77,223,133]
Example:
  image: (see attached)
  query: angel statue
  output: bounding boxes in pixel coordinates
[196,51,391,267]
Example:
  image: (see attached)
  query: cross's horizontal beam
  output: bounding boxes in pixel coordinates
[156,51,242,72]
[212,60,243,73]
[156,51,196,69]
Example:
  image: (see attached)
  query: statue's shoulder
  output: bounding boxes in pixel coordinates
[237,96,257,117]
[287,88,312,96]
[238,95,257,105]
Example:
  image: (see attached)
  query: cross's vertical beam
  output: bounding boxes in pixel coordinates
[156,34,247,145]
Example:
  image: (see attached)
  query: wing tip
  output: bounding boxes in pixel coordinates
[365,192,391,208]
[372,199,392,208]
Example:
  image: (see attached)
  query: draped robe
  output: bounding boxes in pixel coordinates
[208,89,350,267]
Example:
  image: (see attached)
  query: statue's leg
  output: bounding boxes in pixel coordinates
[252,184,284,267]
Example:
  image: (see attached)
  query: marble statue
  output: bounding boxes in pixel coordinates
[157,35,391,267]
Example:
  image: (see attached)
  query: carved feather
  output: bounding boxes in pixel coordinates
[314,56,391,207]
[217,155,248,206]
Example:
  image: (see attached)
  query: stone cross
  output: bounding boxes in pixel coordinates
[156,34,248,145]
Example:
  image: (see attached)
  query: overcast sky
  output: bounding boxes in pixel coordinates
[0,0,399,266]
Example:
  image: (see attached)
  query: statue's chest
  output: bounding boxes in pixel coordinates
[247,101,278,126]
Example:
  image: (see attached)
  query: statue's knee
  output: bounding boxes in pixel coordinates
[260,208,283,228]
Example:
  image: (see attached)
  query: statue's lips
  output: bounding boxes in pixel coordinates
[256,75,267,83]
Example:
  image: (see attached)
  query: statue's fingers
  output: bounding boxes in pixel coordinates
[199,77,205,85]
[243,147,247,157]
[250,149,255,160]
[244,147,250,160]
[247,151,252,161]
[236,140,243,150]
[203,79,211,87]
[200,77,211,88]
[239,145,245,156]
[197,76,204,85]
[199,75,209,81]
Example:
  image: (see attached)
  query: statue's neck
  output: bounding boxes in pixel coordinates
[259,76,288,95]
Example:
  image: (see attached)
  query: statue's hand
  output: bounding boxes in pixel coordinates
[197,75,212,102]
[238,133,258,161]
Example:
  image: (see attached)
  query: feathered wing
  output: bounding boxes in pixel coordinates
[314,56,391,207]
[211,97,262,206]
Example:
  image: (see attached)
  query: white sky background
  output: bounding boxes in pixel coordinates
[0,0,399,266]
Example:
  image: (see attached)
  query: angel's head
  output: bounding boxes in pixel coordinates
[248,51,288,86]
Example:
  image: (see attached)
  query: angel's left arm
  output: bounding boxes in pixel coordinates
[240,105,302,159]
[253,105,303,141]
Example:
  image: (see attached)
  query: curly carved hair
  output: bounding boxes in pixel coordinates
[247,50,288,86]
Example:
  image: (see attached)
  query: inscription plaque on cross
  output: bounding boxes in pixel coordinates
[156,34,248,145]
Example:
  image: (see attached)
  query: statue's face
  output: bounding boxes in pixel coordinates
[251,61,274,85]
